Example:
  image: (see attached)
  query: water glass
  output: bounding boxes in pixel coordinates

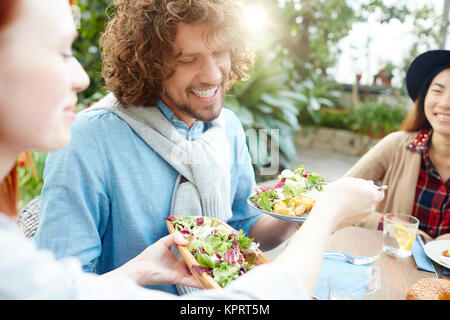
[328,270,378,300]
[382,213,419,258]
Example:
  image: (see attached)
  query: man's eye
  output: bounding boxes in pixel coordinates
[214,50,228,56]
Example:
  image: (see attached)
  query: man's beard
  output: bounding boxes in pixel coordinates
[163,85,226,123]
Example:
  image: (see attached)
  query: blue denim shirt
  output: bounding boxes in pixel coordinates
[34,100,262,295]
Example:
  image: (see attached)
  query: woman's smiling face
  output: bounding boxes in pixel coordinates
[0,0,89,154]
[424,68,450,137]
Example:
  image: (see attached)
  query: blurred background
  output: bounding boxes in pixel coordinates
[17,0,450,208]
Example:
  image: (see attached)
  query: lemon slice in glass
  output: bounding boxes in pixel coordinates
[389,223,416,250]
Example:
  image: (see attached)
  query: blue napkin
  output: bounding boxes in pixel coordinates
[313,251,374,300]
[412,239,450,276]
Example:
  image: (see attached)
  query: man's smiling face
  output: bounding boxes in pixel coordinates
[160,22,231,127]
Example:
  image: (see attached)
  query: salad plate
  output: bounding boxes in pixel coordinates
[247,165,326,223]
[247,197,309,223]
[166,215,271,289]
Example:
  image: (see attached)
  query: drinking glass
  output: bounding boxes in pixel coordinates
[382,213,419,258]
[328,270,378,300]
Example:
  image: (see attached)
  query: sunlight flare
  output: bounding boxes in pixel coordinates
[244,4,268,35]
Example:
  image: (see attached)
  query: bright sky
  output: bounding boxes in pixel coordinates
[330,0,450,86]
[244,0,449,86]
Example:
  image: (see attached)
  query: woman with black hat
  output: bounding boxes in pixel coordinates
[345,50,450,242]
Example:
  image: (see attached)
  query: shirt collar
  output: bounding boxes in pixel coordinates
[406,129,440,176]
[406,129,432,153]
[156,99,180,124]
[156,99,206,139]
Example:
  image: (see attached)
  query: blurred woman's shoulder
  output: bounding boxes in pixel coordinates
[379,130,419,147]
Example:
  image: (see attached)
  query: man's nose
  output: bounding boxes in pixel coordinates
[198,56,223,85]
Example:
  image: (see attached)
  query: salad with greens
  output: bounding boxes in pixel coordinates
[166,215,261,288]
[249,165,327,214]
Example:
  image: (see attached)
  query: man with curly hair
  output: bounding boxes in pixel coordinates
[35,0,299,295]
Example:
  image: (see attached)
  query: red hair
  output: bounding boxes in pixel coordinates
[0,166,18,217]
[0,0,16,30]
[0,0,19,217]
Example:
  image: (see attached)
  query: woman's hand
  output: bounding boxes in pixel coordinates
[417,229,450,242]
[274,177,384,295]
[422,229,450,241]
[313,177,385,232]
[435,233,450,240]
[418,229,433,243]
[104,232,200,288]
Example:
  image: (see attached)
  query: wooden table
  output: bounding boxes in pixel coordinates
[327,226,449,300]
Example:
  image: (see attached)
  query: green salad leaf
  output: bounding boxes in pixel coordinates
[169,215,260,288]
[249,165,326,213]
[212,263,241,288]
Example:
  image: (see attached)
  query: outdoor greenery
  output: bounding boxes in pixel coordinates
[317,98,408,138]
[16,152,47,211]
[225,54,302,175]
[72,0,112,105]
[264,0,360,78]
[351,100,408,137]
[16,0,446,203]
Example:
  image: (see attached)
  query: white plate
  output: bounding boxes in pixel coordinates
[247,197,309,222]
[424,240,450,269]
[247,189,320,223]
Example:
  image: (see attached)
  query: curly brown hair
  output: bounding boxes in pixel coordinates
[101,0,255,107]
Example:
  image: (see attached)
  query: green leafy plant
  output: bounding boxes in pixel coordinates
[17,152,47,210]
[307,98,408,138]
[72,0,112,104]
[350,100,407,138]
[225,53,304,177]
[317,108,354,130]
[292,74,342,125]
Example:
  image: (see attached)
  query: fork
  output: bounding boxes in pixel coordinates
[310,182,388,191]
[324,251,380,265]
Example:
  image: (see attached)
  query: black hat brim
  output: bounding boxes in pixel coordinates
[406,50,450,101]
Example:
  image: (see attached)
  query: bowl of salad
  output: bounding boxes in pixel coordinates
[165,215,271,289]
[248,165,327,223]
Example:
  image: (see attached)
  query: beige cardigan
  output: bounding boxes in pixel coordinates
[344,131,421,228]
